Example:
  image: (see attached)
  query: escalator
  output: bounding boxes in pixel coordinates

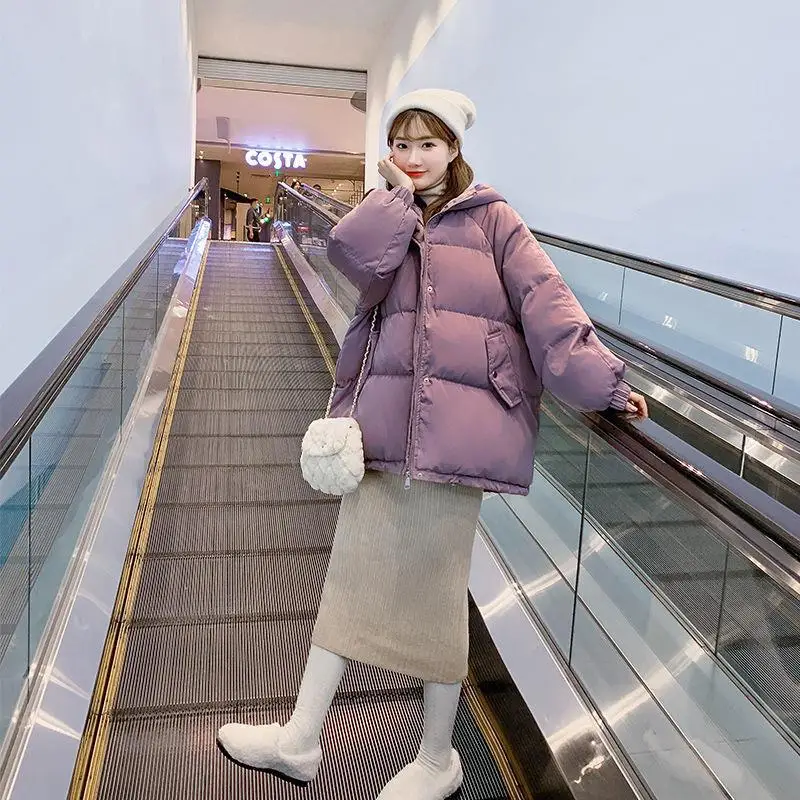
[3,182,800,800]
[64,241,542,800]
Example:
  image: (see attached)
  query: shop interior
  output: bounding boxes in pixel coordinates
[195,80,366,241]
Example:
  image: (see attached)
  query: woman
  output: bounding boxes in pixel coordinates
[219,88,648,799]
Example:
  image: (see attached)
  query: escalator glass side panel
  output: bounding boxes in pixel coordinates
[618,269,781,396]
[275,190,358,318]
[743,450,800,517]
[611,357,800,516]
[582,432,728,646]
[718,547,800,740]
[0,445,30,748]
[541,239,800,410]
[480,493,577,655]
[569,601,730,800]
[774,316,800,408]
[540,243,625,327]
[479,392,800,799]
[0,216,199,764]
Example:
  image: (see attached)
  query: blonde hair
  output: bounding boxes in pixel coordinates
[387,109,474,222]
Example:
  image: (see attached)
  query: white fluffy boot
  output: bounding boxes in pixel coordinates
[218,645,347,782]
[377,681,464,799]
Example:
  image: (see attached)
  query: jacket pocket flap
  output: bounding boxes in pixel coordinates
[486,332,522,408]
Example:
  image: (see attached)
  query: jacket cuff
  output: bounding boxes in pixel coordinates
[392,186,415,206]
[608,382,632,411]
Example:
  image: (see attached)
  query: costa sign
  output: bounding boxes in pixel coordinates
[245,150,307,169]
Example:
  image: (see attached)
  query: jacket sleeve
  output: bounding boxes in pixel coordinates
[491,205,631,412]
[327,186,418,310]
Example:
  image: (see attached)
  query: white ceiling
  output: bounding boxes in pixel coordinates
[196,85,366,154]
[193,0,404,70]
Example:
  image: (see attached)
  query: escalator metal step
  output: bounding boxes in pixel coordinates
[191,320,316,333]
[154,464,322,505]
[116,616,420,712]
[200,298,308,308]
[178,369,331,391]
[182,355,328,374]
[97,698,508,800]
[173,388,330,412]
[188,331,326,346]
[131,549,329,622]
[187,342,326,358]
[163,435,301,467]
[170,409,319,437]
[146,501,338,555]
[198,310,309,322]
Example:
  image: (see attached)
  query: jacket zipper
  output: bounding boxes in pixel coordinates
[402,191,476,489]
[404,225,427,489]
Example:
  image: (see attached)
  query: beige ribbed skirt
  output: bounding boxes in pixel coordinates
[311,470,483,683]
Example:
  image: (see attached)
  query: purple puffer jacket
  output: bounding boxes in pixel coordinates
[327,184,631,495]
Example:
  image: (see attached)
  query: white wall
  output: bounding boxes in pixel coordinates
[365,0,460,189]
[0,0,197,396]
[377,0,800,295]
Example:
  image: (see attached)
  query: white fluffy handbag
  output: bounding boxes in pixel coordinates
[300,309,378,496]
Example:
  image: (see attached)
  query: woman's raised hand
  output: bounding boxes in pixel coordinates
[378,154,415,192]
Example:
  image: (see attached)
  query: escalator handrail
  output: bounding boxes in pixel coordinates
[299,183,352,216]
[533,229,800,320]
[0,178,210,480]
[595,319,800,432]
[586,407,800,592]
[277,182,341,226]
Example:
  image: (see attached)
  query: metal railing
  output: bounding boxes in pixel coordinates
[0,179,209,479]
[0,181,209,756]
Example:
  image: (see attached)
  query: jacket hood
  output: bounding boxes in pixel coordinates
[444,183,506,213]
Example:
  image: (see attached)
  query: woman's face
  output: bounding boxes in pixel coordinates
[391,118,457,192]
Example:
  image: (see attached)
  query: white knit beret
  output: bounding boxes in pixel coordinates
[386,88,477,147]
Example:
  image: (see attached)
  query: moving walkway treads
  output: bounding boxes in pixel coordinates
[199,297,308,308]
[188,330,329,346]
[178,369,331,391]
[197,310,310,323]
[182,355,329,374]
[187,342,326,358]
[191,320,318,334]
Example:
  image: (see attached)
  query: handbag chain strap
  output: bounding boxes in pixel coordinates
[324,306,379,418]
